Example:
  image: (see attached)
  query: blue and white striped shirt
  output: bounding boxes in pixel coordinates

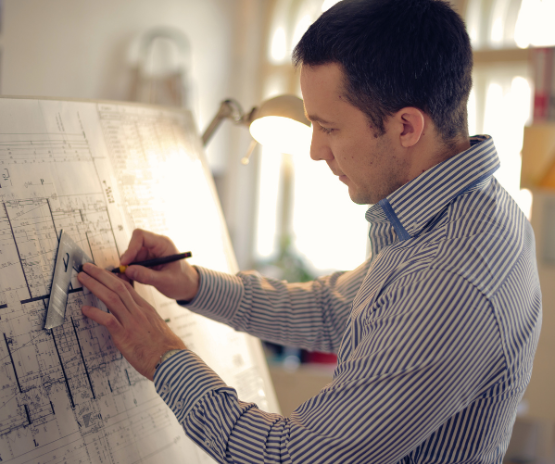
[155,135,542,463]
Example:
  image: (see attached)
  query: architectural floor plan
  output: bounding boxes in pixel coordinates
[0,98,277,464]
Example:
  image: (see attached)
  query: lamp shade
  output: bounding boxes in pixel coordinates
[248,95,312,156]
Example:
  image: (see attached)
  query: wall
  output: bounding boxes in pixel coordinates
[218,0,269,270]
[2,0,231,138]
[525,190,555,421]
[0,0,267,269]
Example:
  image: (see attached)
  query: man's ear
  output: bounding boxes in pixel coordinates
[395,107,425,148]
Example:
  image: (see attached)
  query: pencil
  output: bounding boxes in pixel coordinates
[111,251,192,274]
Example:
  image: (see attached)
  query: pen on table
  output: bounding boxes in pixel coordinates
[111,251,192,274]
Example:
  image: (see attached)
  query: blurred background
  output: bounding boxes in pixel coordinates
[2,0,554,461]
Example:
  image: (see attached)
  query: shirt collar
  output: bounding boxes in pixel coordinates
[366,135,500,256]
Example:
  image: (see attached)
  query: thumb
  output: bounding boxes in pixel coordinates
[125,265,164,286]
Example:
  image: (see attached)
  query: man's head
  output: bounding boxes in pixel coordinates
[293,0,473,143]
[294,0,473,205]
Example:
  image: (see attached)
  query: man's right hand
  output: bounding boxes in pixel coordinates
[119,229,199,302]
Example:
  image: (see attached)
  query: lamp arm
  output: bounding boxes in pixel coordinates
[201,99,246,146]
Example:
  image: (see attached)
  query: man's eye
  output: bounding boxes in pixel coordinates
[318,125,334,134]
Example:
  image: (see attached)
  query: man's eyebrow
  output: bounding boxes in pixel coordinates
[305,112,332,124]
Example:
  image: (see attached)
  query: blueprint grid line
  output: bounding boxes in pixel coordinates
[2,203,30,298]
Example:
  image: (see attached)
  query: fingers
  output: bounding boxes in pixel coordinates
[117,275,153,311]
[78,264,141,325]
[120,229,178,265]
[124,264,169,287]
[124,259,199,302]
[78,260,188,382]
[82,305,122,334]
[119,229,149,265]
[116,273,134,286]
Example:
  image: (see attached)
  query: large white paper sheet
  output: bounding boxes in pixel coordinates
[0,98,278,464]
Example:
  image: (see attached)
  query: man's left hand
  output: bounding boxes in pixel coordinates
[77,263,187,381]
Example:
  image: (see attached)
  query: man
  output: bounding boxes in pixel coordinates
[77,0,542,462]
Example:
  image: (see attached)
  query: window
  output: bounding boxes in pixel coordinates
[465,0,553,216]
[255,0,367,278]
[255,0,547,278]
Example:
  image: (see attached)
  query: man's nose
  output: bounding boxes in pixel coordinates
[310,128,333,161]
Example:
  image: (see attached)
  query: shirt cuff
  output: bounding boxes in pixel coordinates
[176,266,244,324]
[154,350,229,423]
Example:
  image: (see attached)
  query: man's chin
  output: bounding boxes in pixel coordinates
[347,188,372,206]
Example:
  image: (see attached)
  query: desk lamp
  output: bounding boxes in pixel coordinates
[201,95,311,164]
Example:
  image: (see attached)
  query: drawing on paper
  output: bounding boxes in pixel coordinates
[0,99,276,464]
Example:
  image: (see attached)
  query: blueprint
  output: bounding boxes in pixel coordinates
[0,98,278,464]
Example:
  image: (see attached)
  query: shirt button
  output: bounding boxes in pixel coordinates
[161,384,169,393]
[176,401,183,409]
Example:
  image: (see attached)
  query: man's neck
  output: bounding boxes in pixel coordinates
[409,135,471,181]
[443,136,471,161]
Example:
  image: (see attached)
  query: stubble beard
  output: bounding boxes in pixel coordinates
[348,146,410,207]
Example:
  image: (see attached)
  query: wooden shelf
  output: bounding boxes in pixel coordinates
[521,124,555,190]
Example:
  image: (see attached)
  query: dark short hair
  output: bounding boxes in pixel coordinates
[293,0,473,142]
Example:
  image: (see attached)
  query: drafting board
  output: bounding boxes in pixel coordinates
[0,97,279,464]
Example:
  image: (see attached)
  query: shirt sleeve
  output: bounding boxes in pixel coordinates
[180,259,370,353]
[158,269,507,464]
